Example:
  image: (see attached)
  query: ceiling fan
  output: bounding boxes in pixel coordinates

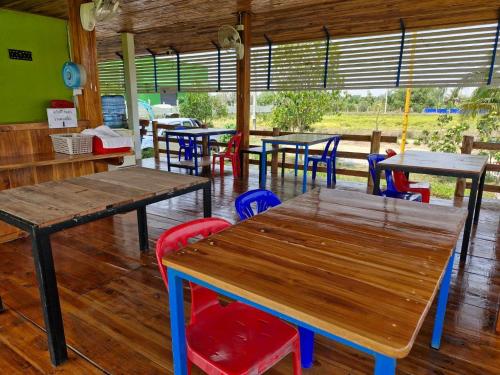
[80,0,120,32]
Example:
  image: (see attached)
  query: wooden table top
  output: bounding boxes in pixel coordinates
[378,150,488,176]
[0,151,133,171]
[0,167,208,228]
[163,188,467,358]
[263,133,337,145]
[163,128,236,137]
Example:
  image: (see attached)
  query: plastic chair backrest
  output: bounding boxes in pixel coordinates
[235,189,282,220]
[174,126,191,148]
[321,135,341,161]
[156,218,231,322]
[385,149,410,191]
[367,154,398,194]
[224,132,242,157]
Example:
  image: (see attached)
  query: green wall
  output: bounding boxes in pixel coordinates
[0,9,72,124]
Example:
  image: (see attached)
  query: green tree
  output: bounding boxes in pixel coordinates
[270,90,339,132]
[387,88,446,112]
[178,92,227,125]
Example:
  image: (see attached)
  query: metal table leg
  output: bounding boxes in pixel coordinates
[137,206,149,251]
[302,145,309,193]
[431,250,455,349]
[294,145,299,176]
[168,268,188,375]
[203,183,212,218]
[372,167,381,196]
[298,326,315,368]
[166,133,172,172]
[281,150,285,178]
[31,228,68,366]
[193,136,199,176]
[474,169,486,224]
[260,142,267,189]
[374,354,396,375]
[460,176,479,263]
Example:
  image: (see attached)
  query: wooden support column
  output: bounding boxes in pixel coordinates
[236,12,251,178]
[67,0,103,127]
[454,135,474,199]
[121,33,142,160]
[368,130,382,192]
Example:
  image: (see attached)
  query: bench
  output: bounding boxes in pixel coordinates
[240,146,286,182]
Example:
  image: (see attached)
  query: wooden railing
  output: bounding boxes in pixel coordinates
[152,121,397,187]
[454,136,500,197]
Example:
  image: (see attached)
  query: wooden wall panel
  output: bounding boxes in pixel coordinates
[67,0,103,127]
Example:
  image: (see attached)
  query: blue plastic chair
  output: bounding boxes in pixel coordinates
[367,154,422,202]
[308,135,341,187]
[175,126,203,161]
[235,189,282,220]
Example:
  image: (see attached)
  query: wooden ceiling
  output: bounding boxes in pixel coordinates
[2,0,500,60]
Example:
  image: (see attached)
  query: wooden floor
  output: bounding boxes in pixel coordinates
[0,160,499,374]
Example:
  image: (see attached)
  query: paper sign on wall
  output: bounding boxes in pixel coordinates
[47,108,77,128]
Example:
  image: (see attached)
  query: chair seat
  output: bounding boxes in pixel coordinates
[187,301,298,374]
[409,181,430,189]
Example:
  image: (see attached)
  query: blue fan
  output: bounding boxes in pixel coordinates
[62,62,87,89]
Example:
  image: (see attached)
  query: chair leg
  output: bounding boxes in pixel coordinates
[311,161,317,181]
[219,156,224,177]
[294,146,299,176]
[292,339,303,375]
[332,159,337,185]
[212,155,217,177]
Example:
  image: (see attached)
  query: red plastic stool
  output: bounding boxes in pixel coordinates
[156,218,302,375]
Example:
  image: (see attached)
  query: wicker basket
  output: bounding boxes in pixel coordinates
[50,134,94,155]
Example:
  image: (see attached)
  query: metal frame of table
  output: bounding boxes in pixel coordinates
[163,128,236,175]
[0,176,211,366]
[374,151,487,263]
[259,134,338,193]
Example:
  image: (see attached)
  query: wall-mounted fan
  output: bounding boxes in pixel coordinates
[80,0,120,32]
[218,25,244,60]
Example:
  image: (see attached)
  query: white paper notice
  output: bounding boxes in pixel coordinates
[47,108,78,129]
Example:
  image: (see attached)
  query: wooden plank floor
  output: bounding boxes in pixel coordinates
[0,160,498,374]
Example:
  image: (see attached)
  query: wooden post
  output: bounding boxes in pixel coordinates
[271,127,280,175]
[236,12,251,178]
[455,135,474,198]
[67,0,103,127]
[368,130,382,191]
[122,33,141,160]
[152,121,160,162]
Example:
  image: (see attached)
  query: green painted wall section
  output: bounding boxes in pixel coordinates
[0,9,72,124]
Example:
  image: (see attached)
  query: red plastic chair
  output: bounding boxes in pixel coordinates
[386,149,431,203]
[156,218,302,375]
[212,133,242,178]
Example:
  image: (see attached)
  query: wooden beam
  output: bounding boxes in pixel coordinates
[121,33,142,159]
[67,0,103,127]
[236,12,251,177]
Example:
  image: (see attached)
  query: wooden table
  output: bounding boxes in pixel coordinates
[0,167,210,366]
[375,150,488,263]
[163,188,467,374]
[260,133,338,193]
[163,128,236,175]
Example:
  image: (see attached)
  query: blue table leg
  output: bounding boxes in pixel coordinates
[431,250,455,349]
[166,133,171,172]
[167,268,188,375]
[374,354,396,375]
[193,136,199,176]
[294,145,299,176]
[298,326,315,368]
[302,145,309,193]
[260,142,267,189]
